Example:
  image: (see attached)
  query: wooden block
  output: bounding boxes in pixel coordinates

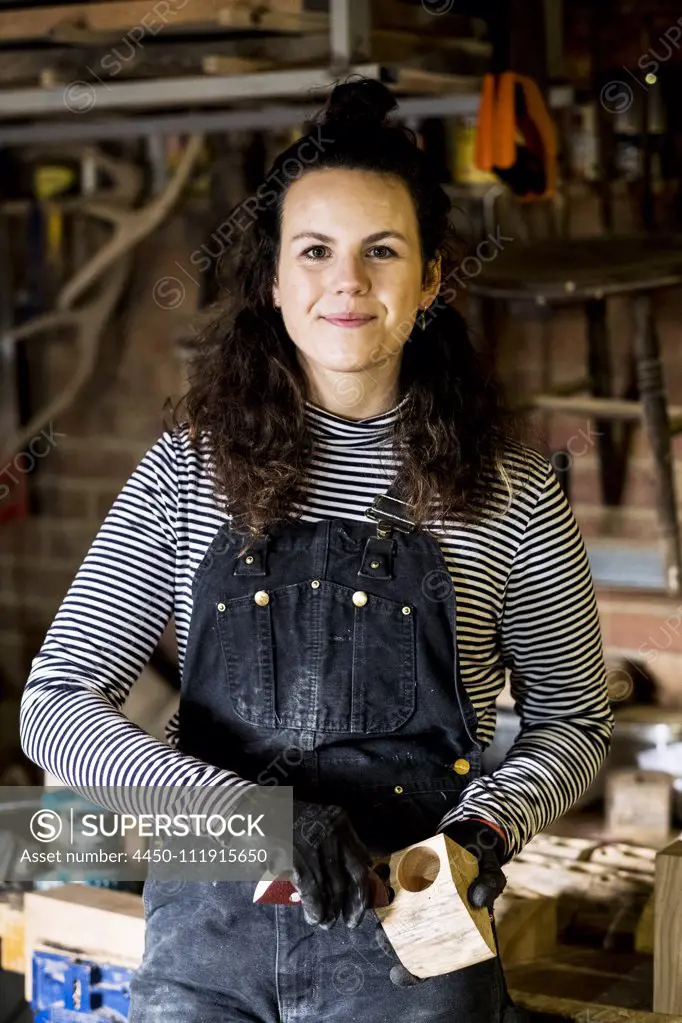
[606,770,673,844]
[0,895,25,973]
[653,838,682,1014]
[635,892,655,954]
[495,892,557,968]
[374,834,496,979]
[23,885,144,1002]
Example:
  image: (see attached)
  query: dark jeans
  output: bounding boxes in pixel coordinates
[128,878,512,1023]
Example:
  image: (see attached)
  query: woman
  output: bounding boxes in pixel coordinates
[20,78,613,1021]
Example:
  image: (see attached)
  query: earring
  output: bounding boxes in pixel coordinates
[419,308,426,330]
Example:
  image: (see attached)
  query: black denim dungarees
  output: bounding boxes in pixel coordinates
[128,481,511,1023]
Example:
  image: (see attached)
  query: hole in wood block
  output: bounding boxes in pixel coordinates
[396,846,441,892]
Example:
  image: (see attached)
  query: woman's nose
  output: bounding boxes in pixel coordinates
[329,255,370,293]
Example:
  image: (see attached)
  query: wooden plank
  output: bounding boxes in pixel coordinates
[217,7,328,32]
[527,393,682,420]
[0,0,304,44]
[591,845,657,875]
[504,856,653,903]
[654,839,682,1014]
[203,28,479,76]
[523,833,599,861]
[23,885,144,1002]
[202,56,277,74]
[0,28,483,88]
[509,989,682,1023]
[606,770,673,845]
[372,0,479,37]
[386,67,481,96]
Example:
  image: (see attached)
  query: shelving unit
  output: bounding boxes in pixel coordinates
[0,0,573,143]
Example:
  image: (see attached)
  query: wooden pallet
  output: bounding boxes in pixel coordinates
[508,947,682,1023]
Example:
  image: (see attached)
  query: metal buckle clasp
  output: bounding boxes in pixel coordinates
[364,494,416,535]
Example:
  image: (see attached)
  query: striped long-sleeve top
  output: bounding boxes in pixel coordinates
[19,398,614,858]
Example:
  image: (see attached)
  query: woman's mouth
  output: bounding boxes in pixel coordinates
[323,316,375,327]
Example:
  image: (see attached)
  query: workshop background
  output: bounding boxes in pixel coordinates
[2,1,682,1022]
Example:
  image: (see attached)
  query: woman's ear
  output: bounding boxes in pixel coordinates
[272,277,280,309]
[422,254,442,307]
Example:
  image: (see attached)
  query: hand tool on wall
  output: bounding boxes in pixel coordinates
[2,135,203,464]
[475,70,557,199]
[32,162,77,290]
[473,0,557,200]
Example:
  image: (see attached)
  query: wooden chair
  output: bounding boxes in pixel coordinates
[468,235,682,596]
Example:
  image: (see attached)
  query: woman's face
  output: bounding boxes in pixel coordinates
[273,168,439,398]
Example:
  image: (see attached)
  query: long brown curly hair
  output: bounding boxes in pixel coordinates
[172,76,530,536]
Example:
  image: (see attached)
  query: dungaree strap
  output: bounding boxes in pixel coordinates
[364,475,416,535]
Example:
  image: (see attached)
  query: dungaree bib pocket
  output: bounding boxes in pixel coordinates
[215,578,417,733]
[336,775,469,857]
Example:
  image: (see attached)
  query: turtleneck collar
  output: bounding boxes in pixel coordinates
[303,394,408,450]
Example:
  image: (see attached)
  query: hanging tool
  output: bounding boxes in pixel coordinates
[475,71,557,199]
[2,136,203,464]
[474,0,557,200]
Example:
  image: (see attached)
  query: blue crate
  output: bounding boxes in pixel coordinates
[32,950,133,1022]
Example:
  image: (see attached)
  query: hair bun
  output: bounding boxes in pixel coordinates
[323,78,397,127]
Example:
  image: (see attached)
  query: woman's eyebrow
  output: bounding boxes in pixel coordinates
[289,230,410,244]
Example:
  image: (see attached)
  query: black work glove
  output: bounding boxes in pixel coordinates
[286,799,374,930]
[442,819,508,909]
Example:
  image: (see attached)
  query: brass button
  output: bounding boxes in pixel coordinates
[254,590,270,606]
[352,591,368,607]
[370,560,380,569]
[311,580,320,589]
[402,606,411,615]
[452,758,470,775]
[244,555,255,565]
[217,602,226,612]
[394,785,404,794]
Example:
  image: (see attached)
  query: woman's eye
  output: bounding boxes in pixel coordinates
[368,246,396,259]
[302,246,329,260]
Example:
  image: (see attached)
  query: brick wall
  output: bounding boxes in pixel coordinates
[0,215,199,703]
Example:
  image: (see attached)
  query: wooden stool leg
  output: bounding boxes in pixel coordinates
[585,298,624,505]
[632,293,682,595]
